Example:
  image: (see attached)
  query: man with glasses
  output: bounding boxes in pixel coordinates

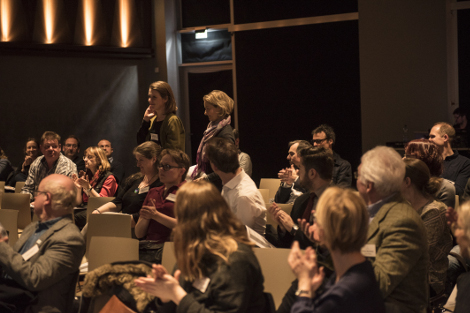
[62,135,85,172]
[311,124,352,188]
[205,137,267,236]
[0,174,85,312]
[22,131,77,200]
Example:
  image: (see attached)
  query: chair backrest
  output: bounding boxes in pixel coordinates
[15,181,26,193]
[1,193,31,229]
[88,236,139,272]
[161,241,176,272]
[0,209,19,247]
[253,247,295,309]
[265,203,293,228]
[455,195,459,211]
[258,189,270,204]
[259,179,281,201]
[86,213,132,256]
[0,181,5,193]
[87,197,115,220]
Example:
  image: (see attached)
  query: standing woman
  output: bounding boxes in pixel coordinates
[134,180,268,312]
[402,158,453,297]
[135,149,189,263]
[7,138,41,187]
[73,146,118,228]
[191,90,235,188]
[92,141,162,227]
[137,81,185,151]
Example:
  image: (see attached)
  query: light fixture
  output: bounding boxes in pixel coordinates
[195,29,207,39]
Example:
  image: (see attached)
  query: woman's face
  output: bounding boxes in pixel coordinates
[136,153,156,175]
[456,217,470,259]
[159,154,184,186]
[148,89,167,113]
[84,152,100,172]
[204,102,222,122]
[25,141,39,158]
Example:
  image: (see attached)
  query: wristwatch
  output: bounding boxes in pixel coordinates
[290,224,299,236]
[295,289,310,297]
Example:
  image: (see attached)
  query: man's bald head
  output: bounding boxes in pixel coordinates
[36,174,76,220]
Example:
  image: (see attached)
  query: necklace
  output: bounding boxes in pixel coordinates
[134,173,158,193]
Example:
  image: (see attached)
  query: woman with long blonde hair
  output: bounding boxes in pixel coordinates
[135,180,268,312]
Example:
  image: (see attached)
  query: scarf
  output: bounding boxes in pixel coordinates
[191,116,231,179]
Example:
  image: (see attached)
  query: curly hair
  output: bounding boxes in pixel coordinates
[404,139,443,177]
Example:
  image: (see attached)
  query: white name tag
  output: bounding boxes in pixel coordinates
[151,133,159,142]
[361,244,376,257]
[22,244,39,261]
[166,193,176,202]
[192,277,210,293]
[139,186,149,194]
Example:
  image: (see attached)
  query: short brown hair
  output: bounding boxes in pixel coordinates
[160,149,190,180]
[41,131,61,145]
[316,187,369,253]
[149,81,177,114]
[433,122,456,142]
[204,138,239,174]
[300,147,334,181]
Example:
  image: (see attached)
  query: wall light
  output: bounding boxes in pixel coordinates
[195,29,207,39]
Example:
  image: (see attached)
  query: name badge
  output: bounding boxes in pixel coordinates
[150,133,159,142]
[361,244,376,257]
[139,186,149,194]
[166,193,176,202]
[22,244,39,261]
[192,277,210,293]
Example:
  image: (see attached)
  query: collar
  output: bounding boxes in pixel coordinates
[108,156,114,164]
[444,150,459,161]
[223,168,246,190]
[40,155,60,168]
[312,183,329,198]
[367,192,397,219]
[36,216,64,232]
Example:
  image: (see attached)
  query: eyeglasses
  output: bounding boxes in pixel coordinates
[159,163,182,171]
[83,155,95,160]
[65,144,78,148]
[310,138,327,145]
[34,190,49,197]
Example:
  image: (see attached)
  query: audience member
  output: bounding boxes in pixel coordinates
[288,187,385,313]
[134,180,269,312]
[137,81,185,151]
[98,139,125,183]
[232,128,252,177]
[190,90,235,190]
[135,149,189,264]
[311,124,352,188]
[22,131,77,200]
[0,146,13,181]
[7,138,41,187]
[274,140,310,204]
[451,201,470,313]
[72,146,118,229]
[269,147,333,249]
[402,158,453,297]
[429,122,470,196]
[0,174,85,312]
[62,135,85,172]
[356,146,428,313]
[91,141,162,228]
[205,137,266,236]
[405,139,456,207]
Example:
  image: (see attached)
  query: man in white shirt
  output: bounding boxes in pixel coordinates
[205,137,266,236]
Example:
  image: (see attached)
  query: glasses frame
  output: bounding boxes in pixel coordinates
[158,163,182,171]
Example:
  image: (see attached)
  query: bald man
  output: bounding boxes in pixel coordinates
[0,174,85,313]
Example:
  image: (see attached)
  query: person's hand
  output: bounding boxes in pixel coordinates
[135,267,186,304]
[298,217,316,242]
[140,199,159,220]
[23,155,34,167]
[143,106,156,122]
[446,206,458,227]
[76,177,91,190]
[268,202,286,232]
[279,164,298,185]
[71,173,82,189]
[92,210,101,214]
[288,242,325,297]
[276,210,294,232]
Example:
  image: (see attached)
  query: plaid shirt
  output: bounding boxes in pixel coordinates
[22,154,77,199]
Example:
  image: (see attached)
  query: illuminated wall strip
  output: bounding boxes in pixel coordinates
[83,0,94,45]
[44,0,55,44]
[120,0,131,47]
[1,0,11,41]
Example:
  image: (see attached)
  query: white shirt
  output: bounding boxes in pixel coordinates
[222,169,267,235]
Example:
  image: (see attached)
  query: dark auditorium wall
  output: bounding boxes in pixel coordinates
[235,21,361,185]
[0,55,159,177]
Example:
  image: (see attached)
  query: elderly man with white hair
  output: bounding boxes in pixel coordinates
[357,146,428,313]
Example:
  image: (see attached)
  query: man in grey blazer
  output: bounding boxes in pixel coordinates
[357,146,428,313]
[0,174,85,313]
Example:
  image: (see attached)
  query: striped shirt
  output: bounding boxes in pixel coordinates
[22,155,77,199]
